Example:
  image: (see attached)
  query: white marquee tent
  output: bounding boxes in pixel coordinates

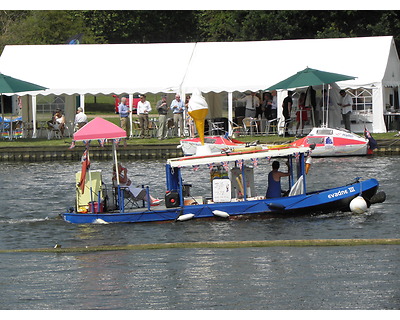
[0,36,399,134]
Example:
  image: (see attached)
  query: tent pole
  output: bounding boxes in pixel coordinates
[129,93,133,138]
[32,95,37,138]
[80,94,85,113]
[228,92,233,135]
[113,140,124,213]
[1,94,4,138]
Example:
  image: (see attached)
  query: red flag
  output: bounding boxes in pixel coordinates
[78,149,90,194]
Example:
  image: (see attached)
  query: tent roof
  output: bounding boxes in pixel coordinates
[73,117,126,141]
[0,36,398,96]
[0,42,196,96]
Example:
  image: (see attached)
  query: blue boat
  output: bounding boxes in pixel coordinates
[61,119,383,224]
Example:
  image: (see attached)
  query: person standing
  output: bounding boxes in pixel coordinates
[156,95,168,140]
[282,91,293,136]
[338,90,353,131]
[119,97,130,134]
[295,92,308,136]
[137,94,152,138]
[74,107,88,131]
[237,92,260,118]
[265,161,290,198]
[170,94,185,137]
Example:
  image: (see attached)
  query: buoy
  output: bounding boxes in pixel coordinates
[93,218,109,224]
[176,213,195,221]
[349,196,368,214]
[212,210,230,218]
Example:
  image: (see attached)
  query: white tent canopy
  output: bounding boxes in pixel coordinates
[0,36,399,133]
[0,42,197,95]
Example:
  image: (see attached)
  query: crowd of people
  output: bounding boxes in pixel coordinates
[45,88,354,140]
[117,93,193,140]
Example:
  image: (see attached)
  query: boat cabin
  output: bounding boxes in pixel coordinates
[164,147,310,208]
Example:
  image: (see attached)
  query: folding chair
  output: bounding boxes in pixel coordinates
[130,121,141,138]
[242,117,258,135]
[228,120,243,137]
[207,119,225,135]
[47,126,62,139]
[113,181,147,210]
[265,117,280,135]
[166,118,175,138]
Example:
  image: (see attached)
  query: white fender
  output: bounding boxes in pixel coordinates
[93,218,109,224]
[177,213,195,221]
[212,210,230,218]
[349,196,368,214]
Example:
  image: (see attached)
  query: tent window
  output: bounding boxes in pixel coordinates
[346,88,372,112]
[36,95,65,118]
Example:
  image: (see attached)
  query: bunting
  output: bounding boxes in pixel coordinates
[251,158,259,167]
[221,161,229,172]
[236,159,243,170]
[192,165,200,171]
[98,138,106,147]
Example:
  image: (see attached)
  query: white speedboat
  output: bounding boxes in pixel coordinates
[290,127,375,157]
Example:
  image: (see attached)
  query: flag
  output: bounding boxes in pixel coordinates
[251,158,258,167]
[78,149,90,194]
[221,161,229,172]
[98,138,106,147]
[192,165,200,171]
[236,159,243,170]
[364,127,378,150]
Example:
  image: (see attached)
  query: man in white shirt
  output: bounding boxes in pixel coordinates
[237,92,260,118]
[74,107,87,131]
[338,90,353,131]
[137,94,152,138]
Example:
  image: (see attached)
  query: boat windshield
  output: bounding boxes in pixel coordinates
[307,137,325,144]
[315,129,333,135]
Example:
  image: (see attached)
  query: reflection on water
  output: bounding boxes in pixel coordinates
[0,156,399,309]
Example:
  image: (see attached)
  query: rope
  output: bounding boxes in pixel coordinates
[1,238,399,254]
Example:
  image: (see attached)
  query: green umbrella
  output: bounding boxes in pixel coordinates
[0,73,47,94]
[266,67,356,90]
[0,73,47,139]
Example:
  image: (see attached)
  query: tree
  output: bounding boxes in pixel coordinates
[0,11,102,53]
[79,10,200,43]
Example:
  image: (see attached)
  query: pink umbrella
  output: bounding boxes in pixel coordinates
[73,117,127,211]
[73,117,126,141]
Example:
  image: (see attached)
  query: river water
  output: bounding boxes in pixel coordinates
[0,155,399,310]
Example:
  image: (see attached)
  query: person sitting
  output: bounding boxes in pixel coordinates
[112,163,161,206]
[74,107,88,131]
[47,110,65,136]
[266,160,290,198]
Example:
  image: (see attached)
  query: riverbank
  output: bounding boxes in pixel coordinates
[1,138,400,161]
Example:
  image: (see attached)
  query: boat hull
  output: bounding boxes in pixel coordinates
[291,127,370,157]
[61,178,379,224]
